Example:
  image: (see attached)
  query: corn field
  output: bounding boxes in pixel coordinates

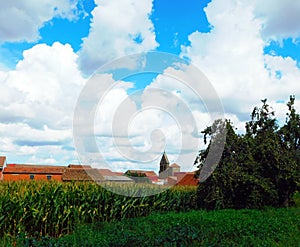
[0,181,197,238]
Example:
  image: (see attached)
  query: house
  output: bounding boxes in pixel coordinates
[167,176,178,186]
[62,166,103,182]
[0,156,6,180]
[98,169,118,177]
[175,173,198,186]
[102,175,134,183]
[0,153,199,185]
[2,164,65,181]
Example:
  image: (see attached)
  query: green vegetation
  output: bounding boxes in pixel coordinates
[0,181,197,238]
[2,207,299,247]
[1,96,300,246]
[195,97,300,209]
[124,170,151,183]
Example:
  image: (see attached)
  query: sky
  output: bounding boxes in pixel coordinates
[0,0,300,173]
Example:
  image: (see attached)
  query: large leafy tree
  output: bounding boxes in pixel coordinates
[278,96,300,205]
[245,99,284,206]
[195,120,256,209]
[195,97,300,209]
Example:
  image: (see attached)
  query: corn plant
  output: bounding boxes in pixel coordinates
[0,181,197,238]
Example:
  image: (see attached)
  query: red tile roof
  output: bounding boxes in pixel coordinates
[147,175,159,182]
[144,171,157,177]
[7,164,63,168]
[3,166,65,174]
[114,172,124,176]
[98,169,116,176]
[174,172,192,181]
[62,168,103,181]
[68,164,92,169]
[170,163,180,168]
[167,176,177,185]
[176,173,198,186]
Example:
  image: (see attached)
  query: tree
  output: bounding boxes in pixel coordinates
[195,120,256,209]
[195,97,300,209]
[277,96,300,205]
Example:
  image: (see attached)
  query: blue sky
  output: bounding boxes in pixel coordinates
[0,0,212,69]
[1,0,300,171]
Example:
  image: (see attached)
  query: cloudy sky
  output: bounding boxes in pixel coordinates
[0,0,300,172]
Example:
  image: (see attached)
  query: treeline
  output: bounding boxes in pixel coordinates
[195,96,300,209]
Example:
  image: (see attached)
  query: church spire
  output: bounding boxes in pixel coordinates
[159,150,169,174]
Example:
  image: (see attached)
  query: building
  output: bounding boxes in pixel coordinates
[175,173,198,186]
[0,156,6,180]
[124,170,157,183]
[159,151,170,179]
[0,153,198,186]
[62,164,104,182]
[2,164,65,181]
[169,163,180,174]
[102,176,134,183]
[1,160,134,183]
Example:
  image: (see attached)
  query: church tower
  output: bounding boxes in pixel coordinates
[159,151,169,175]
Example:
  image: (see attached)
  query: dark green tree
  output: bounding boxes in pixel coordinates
[195,97,300,209]
[277,96,300,205]
[195,120,257,209]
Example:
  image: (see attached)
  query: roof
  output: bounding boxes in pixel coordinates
[62,168,103,181]
[3,166,65,174]
[147,175,159,182]
[170,163,180,168]
[160,151,169,165]
[144,171,157,177]
[98,169,117,176]
[68,164,92,169]
[114,172,124,176]
[103,176,133,182]
[174,172,192,181]
[176,173,198,186]
[167,176,178,185]
[7,164,64,168]
[0,156,6,167]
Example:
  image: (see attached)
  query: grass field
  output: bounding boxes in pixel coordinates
[3,207,300,247]
[1,181,299,246]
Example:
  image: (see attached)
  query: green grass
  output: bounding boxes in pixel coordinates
[4,207,300,247]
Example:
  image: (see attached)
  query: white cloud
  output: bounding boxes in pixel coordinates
[78,0,158,74]
[254,0,300,40]
[0,0,84,43]
[181,0,300,129]
[0,42,85,165]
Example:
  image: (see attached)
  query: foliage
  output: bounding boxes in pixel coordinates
[3,207,299,246]
[124,171,151,183]
[0,181,197,239]
[195,97,300,209]
[125,171,147,177]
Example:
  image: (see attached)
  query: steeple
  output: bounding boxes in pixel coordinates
[159,151,169,174]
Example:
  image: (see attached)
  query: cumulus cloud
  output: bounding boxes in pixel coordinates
[254,0,300,40]
[181,0,300,127]
[78,0,158,74]
[0,42,85,164]
[0,0,84,43]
